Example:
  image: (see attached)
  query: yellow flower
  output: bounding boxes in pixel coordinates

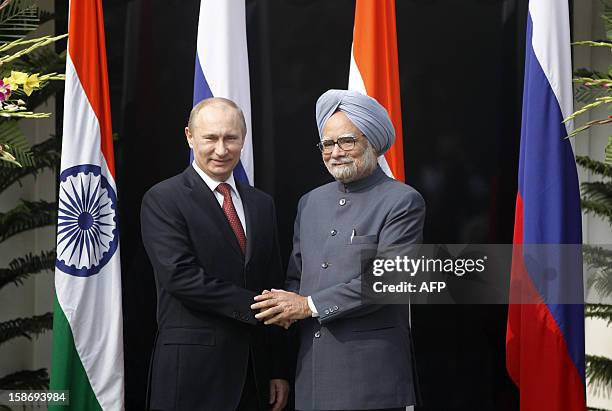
[2,78,16,91]
[2,72,41,96]
[23,74,40,96]
[3,71,28,92]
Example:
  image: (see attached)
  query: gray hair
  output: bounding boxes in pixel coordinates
[188,97,247,136]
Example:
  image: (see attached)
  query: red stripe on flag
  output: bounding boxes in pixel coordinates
[506,193,586,410]
[506,192,525,385]
[68,0,115,176]
[352,0,405,181]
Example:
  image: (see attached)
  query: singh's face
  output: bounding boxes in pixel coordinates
[321,111,376,183]
[185,104,245,182]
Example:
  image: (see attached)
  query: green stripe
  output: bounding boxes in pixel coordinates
[49,295,102,411]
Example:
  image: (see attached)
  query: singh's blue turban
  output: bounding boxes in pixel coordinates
[315,89,395,155]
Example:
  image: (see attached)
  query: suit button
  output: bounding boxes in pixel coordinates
[321,262,329,269]
[330,229,337,236]
[339,198,346,206]
[324,309,330,315]
[333,305,339,310]
[314,331,321,338]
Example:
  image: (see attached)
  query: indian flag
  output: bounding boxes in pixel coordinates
[49,1,124,410]
[348,0,405,181]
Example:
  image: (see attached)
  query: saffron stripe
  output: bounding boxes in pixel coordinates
[67,0,115,176]
[351,0,405,181]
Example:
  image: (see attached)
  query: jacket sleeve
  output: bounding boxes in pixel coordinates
[310,190,426,325]
[140,188,258,325]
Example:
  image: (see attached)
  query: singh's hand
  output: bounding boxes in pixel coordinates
[251,289,311,328]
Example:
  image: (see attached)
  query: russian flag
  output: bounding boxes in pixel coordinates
[506,1,586,410]
[348,0,405,181]
[192,0,253,184]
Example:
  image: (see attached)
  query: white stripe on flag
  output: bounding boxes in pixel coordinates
[529,0,574,133]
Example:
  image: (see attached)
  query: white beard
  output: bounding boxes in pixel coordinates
[326,145,378,183]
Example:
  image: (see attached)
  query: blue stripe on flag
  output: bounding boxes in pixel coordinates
[193,55,213,106]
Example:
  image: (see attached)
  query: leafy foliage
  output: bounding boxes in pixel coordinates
[0,368,48,390]
[582,181,612,217]
[569,1,612,139]
[0,119,32,166]
[586,303,612,325]
[573,40,612,49]
[586,264,612,303]
[0,1,66,167]
[564,97,612,138]
[10,47,66,108]
[0,0,65,395]
[0,313,52,345]
[587,355,612,397]
[583,198,612,224]
[0,199,56,242]
[0,135,59,192]
[573,3,612,404]
[583,181,612,203]
[0,33,66,70]
[575,82,612,104]
[0,0,40,43]
[0,249,55,288]
[0,141,17,165]
[10,45,65,74]
[577,155,612,178]
[578,155,612,224]
[584,245,612,269]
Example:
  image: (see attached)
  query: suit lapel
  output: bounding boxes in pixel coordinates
[185,167,244,259]
[237,182,255,265]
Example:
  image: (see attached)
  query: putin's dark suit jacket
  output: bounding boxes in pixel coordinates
[141,166,286,411]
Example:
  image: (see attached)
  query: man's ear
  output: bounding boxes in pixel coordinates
[185,126,193,149]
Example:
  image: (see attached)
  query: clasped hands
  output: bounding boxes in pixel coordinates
[250,289,311,329]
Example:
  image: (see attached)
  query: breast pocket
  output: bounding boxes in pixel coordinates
[349,234,378,245]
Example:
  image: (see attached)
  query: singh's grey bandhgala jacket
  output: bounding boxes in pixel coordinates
[286,166,426,410]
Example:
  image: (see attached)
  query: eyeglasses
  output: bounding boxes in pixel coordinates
[317,135,358,154]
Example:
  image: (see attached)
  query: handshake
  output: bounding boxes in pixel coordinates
[250,289,312,329]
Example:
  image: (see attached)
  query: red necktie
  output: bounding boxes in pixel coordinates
[216,183,246,254]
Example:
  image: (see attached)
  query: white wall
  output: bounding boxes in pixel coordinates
[573,0,612,408]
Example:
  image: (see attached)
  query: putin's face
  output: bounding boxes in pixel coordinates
[185,103,245,182]
[321,111,377,183]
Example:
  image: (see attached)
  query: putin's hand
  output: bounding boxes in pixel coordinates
[269,379,289,411]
